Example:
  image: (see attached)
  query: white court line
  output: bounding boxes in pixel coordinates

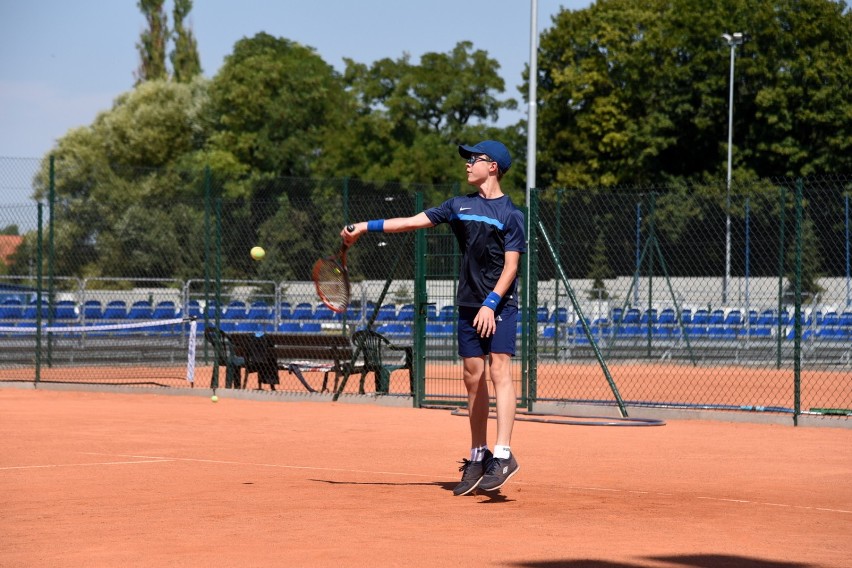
[80,452,852,515]
[82,452,440,478]
[0,459,175,471]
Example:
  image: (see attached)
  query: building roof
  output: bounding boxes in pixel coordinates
[0,235,23,266]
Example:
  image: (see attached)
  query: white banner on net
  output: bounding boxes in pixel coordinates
[0,317,198,384]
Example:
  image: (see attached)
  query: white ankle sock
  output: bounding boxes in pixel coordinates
[494,445,511,459]
[470,445,489,462]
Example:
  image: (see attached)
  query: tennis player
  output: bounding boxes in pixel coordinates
[341,140,525,495]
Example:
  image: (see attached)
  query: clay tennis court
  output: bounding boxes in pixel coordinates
[1,385,850,568]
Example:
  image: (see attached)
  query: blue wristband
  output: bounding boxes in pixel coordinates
[483,292,501,310]
[367,219,385,232]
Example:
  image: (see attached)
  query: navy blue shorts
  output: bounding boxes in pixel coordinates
[457,304,518,358]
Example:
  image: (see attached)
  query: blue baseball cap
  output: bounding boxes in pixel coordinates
[458,140,512,174]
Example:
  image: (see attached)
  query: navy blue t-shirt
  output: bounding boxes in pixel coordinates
[424,193,526,308]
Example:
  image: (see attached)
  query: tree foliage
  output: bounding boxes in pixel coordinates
[533,0,852,189]
[135,0,169,84]
[170,0,202,83]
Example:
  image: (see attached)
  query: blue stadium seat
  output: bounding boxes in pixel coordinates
[83,300,103,320]
[708,326,737,339]
[376,323,411,338]
[425,323,451,336]
[223,300,247,320]
[246,301,272,321]
[610,307,623,324]
[185,300,202,319]
[549,307,568,324]
[344,305,362,321]
[277,322,302,333]
[691,309,710,325]
[53,300,78,321]
[313,305,339,321]
[396,304,415,322]
[152,301,178,319]
[291,303,314,320]
[102,300,128,320]
[278,302,292,320]
[622,309,641,324]
[708,309,726,326]
[301,322,322,333]
[22,300,49,321]
[657,309,676,325]
[437,305,456,322]
[127,300,153,320]
[0,298,23,320]
[536,307,550,323]
[756,309,776,326]
[640,309,658,324]
[376,304,398,321]
[819,312,839,328]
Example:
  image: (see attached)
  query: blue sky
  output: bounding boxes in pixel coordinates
[0,0,591,205]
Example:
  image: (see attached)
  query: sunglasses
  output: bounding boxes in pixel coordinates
[466,155,494,166]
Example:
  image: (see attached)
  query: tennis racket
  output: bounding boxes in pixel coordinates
[312,225,355,313]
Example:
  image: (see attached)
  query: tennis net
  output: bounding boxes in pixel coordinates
[0,317,200,387]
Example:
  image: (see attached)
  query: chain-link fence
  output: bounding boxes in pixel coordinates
[0,156,849,422]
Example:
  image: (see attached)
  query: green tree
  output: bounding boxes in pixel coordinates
[316,41,522,203]
[206,33,351,183]
[135,0,169,84]
[533,0,852,189]
[28,79,211,280]
[170,0,202,83]
[586,219,614,300]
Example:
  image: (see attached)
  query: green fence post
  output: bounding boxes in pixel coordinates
[413,192,427,407]
[35,203,43,385]
[647,192,656,357]
[793,179,803,425]
[47,156,55,366]
[525,189,539,409]
[776,184,786,369]
[203,167,215,388]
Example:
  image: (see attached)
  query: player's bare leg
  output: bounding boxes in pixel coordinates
[463,355,489,448]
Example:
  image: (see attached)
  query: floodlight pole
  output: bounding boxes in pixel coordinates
[525,0,538,331]
[722,31,744,306]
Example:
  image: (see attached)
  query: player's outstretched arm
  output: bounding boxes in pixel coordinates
[341,212,434,246]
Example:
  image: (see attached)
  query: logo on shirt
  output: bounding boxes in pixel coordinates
[459,207,471,211]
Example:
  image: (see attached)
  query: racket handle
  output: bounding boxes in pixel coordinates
[345,224,355,233]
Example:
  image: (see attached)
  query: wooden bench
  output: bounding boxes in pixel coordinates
[226,332,354,393]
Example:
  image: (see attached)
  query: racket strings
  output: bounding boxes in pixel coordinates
[313,259,349,312]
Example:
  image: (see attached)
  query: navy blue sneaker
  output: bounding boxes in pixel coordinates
[452,449,493,496]
[479,453,519,491]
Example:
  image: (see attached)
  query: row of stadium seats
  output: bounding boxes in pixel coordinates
[2,297,850,331]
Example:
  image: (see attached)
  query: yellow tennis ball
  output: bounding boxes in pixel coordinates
[250,246,265,261]
[211,395,218,403]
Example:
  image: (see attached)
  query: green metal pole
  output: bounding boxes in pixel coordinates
[203,167,215,388]
[776,184,786,369]
[215,197,223,333]
[537,219,628,417]
[647,193,656,357]
[525,189,539,409]
[35,203,44,384]
[47,156,56,366]
[413,192,427,407]
[793,179,803,425]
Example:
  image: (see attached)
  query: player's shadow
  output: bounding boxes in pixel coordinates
[509,555,817,568]
[310,479,455,489]
[309,479,516,502]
